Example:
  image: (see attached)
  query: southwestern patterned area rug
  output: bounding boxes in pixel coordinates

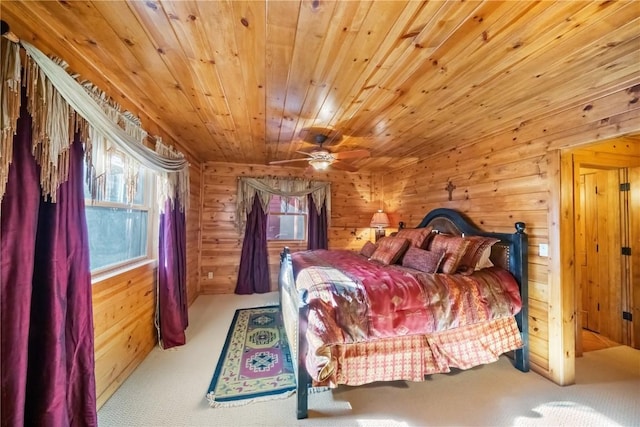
[206,306,296,407]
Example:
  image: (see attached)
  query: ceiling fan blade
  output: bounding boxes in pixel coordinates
[294,151,315,157]
[332,149,370,160]
[330,160,358,172]
[268,158,309,165]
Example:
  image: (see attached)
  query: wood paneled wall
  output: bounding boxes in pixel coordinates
[92,161,202,408]
[200,163,374,294]
[382,137,551,373]
[186,162,202,303]
[381,84,640,382]
[92,263,156,409]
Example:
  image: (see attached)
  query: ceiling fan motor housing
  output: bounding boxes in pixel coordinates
[314,134,329,145]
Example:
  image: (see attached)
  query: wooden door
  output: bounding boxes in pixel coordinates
[578,173,594,331]
[579,168,622,341]
[581,171,600,332]
[599,169,622,343]
[630,166,640,348]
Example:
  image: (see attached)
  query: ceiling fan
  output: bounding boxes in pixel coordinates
[269,133,370,172]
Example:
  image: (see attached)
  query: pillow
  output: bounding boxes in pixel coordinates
[429,234,471,274]
[457,236,501,275]
[395,226,434,249]
[475,245,495,270]
[370,236,410,265]
[360,241,377,258]
[401,247,445,273]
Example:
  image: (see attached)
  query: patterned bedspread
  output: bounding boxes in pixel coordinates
[293,249,521,342]
[291,249,524,386]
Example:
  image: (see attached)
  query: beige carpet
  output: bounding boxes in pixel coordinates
[98,293,640,426]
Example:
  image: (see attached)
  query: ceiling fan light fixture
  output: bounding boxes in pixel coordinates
[309,159,331,170]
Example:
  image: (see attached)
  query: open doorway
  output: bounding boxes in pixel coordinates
[576,165,626,354]
[551,135,639,386]
[569,139,640,357]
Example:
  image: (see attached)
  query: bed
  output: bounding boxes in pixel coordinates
[278,208,529,419]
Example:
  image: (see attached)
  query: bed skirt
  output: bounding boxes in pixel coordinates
[283,293,523,388]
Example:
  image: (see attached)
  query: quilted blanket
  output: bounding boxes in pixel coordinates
[292,249,522,346]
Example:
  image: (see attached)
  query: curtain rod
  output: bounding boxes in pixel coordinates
[0,21,167,155]
[0,23,158,148]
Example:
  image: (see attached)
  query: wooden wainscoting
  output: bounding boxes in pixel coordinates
[92,262,157,409]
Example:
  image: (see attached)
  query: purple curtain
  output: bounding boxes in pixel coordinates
[307,194,328,250]
[1,93,97,426]
[235,197,270,294]
[157,200,188,349]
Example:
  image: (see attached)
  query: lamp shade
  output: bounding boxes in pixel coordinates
[309,159,331,170]
[370,210,390,228]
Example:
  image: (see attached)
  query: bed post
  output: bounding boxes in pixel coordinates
[278,247,311,419]
[297,304,310,419]
[512,222,530,372]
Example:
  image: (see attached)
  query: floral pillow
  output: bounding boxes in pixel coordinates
[428,234,471,274]
[370,237,410,265]
[401,247,445,273]
[360,241,377,258]
[395,226,434,249]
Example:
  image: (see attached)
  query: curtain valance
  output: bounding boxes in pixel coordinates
[236,177,331,232]
[1,38,189,211]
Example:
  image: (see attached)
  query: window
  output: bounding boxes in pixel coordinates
[84,152,155,273]
[266,196,306,241]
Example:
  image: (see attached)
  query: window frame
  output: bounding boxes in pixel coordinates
[84,161,157,278]
[266,195,308,243]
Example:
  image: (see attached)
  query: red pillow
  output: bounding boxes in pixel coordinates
[429,234,471,274]
[360,241,377,258]
[402,247,445,273]
[395,226,433,248]
[370,237,410,265]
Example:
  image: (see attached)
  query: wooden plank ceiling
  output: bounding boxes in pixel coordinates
[2,1,639,171]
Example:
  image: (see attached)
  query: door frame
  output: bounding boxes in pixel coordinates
[551,146,640,385]
[547,150,574,385]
